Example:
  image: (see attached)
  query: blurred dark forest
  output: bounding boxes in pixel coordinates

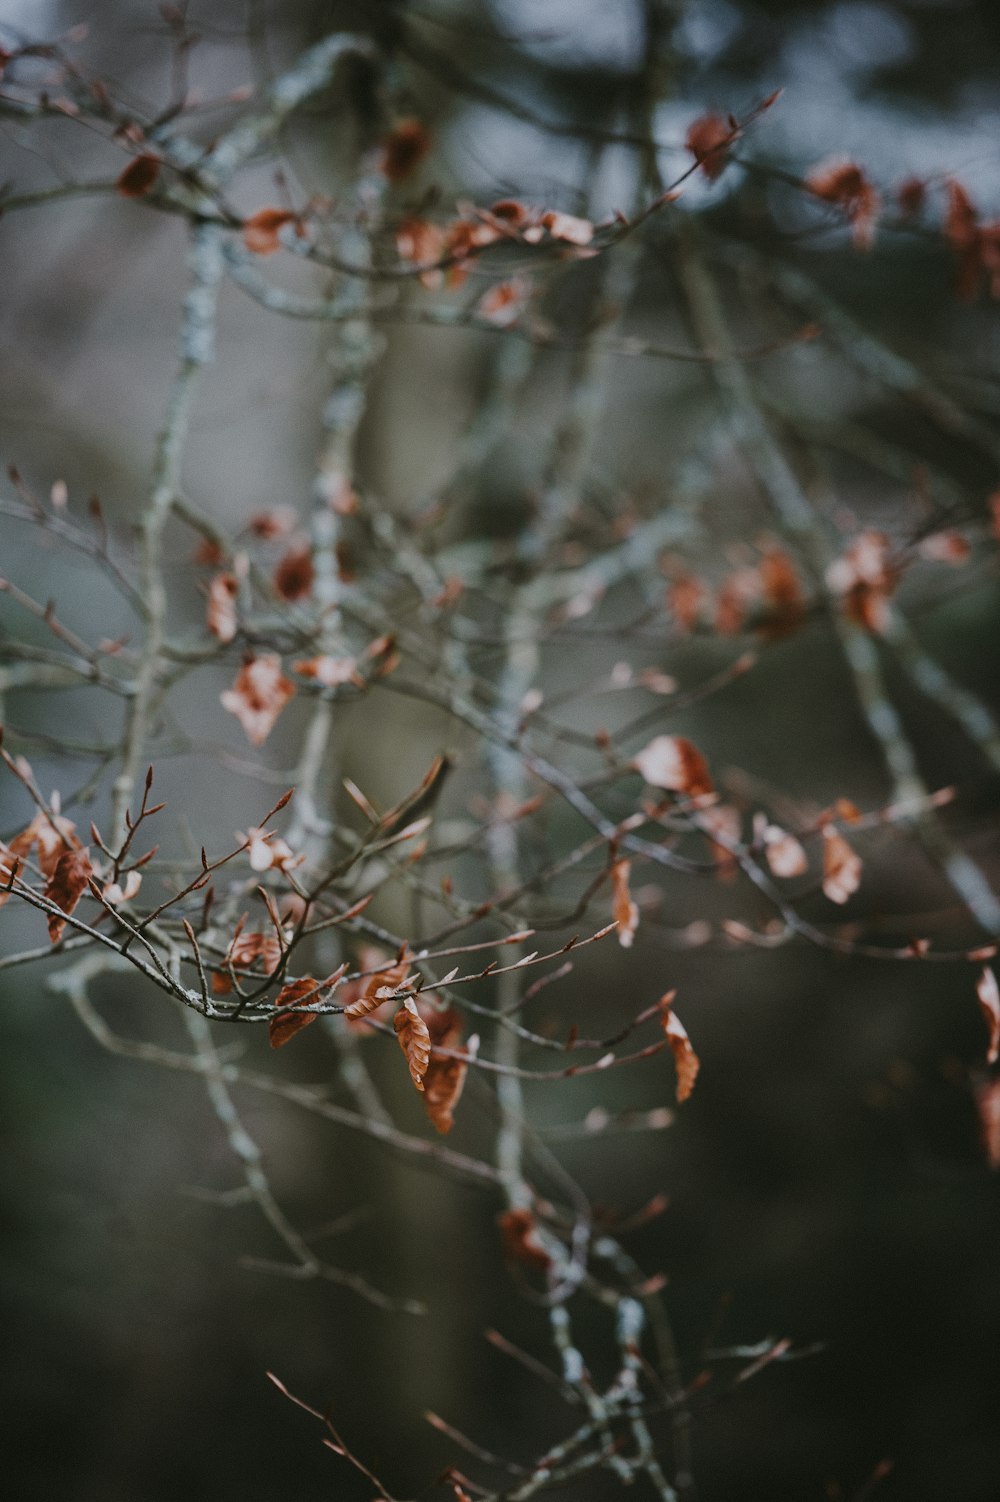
[2,1,1000,1500]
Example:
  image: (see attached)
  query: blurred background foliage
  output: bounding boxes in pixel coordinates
[1,1,1000,1499]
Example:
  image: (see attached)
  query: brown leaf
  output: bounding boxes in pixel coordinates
[976,967,1000,1066]
[206,571,239,643]
[379,118,431,183]
[273,544,314,602]
[421,1006,472,1134]
[610,858,639,948]
[825,531,896,632]
[976,1078,1000,1169]
[116,154,160,197]
[394,997,431,1090]
[685,113,733,181]
[221,654,295,745]
[343,951,412,1022]
[659,991,699,1102]
[822,826,862,904]
[633,735,713,799]
[243,207,298,255]
[758,546,806,638]
[806,159,881,250]
[667,571,704,632]
[44,846,92,941]
[247,505,297,539]
[269,977,322,1049]
[497,1207,552,1272]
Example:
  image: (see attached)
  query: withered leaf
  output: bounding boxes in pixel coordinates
[243,207,299,255]
[116,154,160,197]
[206,571,239,643]
[976,967,1000,1066]
[633,735,713,800]
[821,826,861,905]
[685,113,733,181]
[44,846,93,942]
[269,977,322,1049]
[343,951,411,1022]
[610,858,639,948]
[221,654,295,745]
[379,118,431,183]
[659,991,699,1102]
[394,997,431,1090]
[497,1207,552,1272]
[273,545,314,602]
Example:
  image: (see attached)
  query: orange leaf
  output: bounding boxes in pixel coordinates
[497,1207,551,1272]
[220,654,295,745]
[394,997,431,1090]
[44,846,92,941]
[269,977,322,1049]
[243,207,298,255]
[977,967,1000,1066]
[610,858,639,948]
[806,159,881,250]
[541,209,593,245]
[822,826,861,904]
[633,735,713,799]
[659,991,699,1102]
[758,818,808,879]
[206,571,239,643]
[421,1006,472,1134]
[477,277,530,327]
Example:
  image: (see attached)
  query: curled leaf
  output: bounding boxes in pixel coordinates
[610,858,639,948]
[343,951,411,1022]
[659,990,699,1102]
[394,997,431,1090]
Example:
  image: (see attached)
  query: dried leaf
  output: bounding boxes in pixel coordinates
[758,546,806,638]
[685,113,733,181]
[541,209,593,245]
[477,277,530,327]
[611,858,639,948]
[44,846,92,941]
[206,571,239,643]
[760,820,808,879]
[221,654,295,745]
[825,531,896,632]
[422,1007,474,1134]
[243,207,299,255]
[976,1078,1000,1169]
[806,159,881,249]
[822,826,862,905]
[667,572,704,631]
[659,992,699,1102]
[273,544,314,602]
[633,735,713,799]
[394,997,431,1090]
[247,505,297,539]
[977,967,1000,1066]
[116,154,160,197]
[497,1207,552,1272]
[343,951,412,1023]
[292,654,360,688]
[269,977,322,1049]
[379,118,431,182]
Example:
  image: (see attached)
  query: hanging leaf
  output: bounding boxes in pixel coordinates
[394,997,431,1090]
[633,735,713,799]
[421,1007,474,1134]
[659,991,699,1102]
[821,826,861,904]
[220,654,295,745]
[44,846,93,941]
[116,154,160,197]
[343,950,411,1021]
[269,977,323,1049]
[497,1207,552,1272]
[976,967,1000,1066]
[610,858,639,948]
[684,113,733,181]
[206,571,239,643]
